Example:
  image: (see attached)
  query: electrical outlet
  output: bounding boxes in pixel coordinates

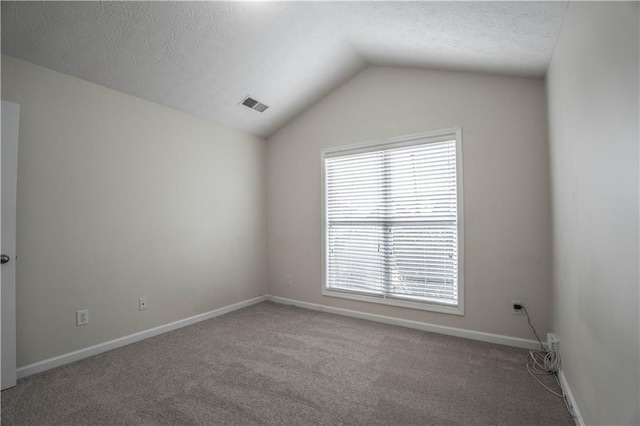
[285,275,292,286]
[139,297,148,311]
[547,333,560,352]
[76,309,89,326]
[511,300,523,315]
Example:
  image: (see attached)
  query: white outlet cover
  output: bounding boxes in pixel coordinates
[139,298,148,310]
[76,309,89,326]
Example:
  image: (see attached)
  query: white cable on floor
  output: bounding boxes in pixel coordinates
[522,307,577,419]
[526,349,563,397]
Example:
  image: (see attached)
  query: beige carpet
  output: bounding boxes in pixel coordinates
[2,301,573,425]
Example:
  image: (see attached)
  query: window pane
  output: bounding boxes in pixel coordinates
[326,150,384,221]
[386,141,458,222]
[388,222,458,305]
[326,224,385,295]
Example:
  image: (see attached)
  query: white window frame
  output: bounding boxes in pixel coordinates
[321,127,464,315]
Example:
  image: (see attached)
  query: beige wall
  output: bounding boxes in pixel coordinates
[546,3,640,425]
[267,66,552,340]
[1,55,267,367]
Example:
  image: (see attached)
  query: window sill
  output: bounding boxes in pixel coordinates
[322,288,464,316]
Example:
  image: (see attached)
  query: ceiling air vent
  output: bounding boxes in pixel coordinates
[240,96,269,113]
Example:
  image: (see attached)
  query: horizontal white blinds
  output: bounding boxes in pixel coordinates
[325,139,459,306]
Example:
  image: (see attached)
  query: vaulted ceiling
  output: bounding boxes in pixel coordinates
[1,1,567,138]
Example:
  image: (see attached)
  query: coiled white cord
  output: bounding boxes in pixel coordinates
[526,348,562,397]
[522,307,576,419]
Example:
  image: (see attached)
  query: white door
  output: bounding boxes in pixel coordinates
[1,100,19,390]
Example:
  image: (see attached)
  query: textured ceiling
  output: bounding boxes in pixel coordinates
[1,1,567,138]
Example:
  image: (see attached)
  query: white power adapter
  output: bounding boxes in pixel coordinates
[547,333,559,353]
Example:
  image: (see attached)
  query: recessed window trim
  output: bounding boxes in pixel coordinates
[321,127,465,316]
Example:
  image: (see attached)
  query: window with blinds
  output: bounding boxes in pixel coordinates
[322,128,464,315]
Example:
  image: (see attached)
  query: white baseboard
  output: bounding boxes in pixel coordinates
[266,295,540,350]
[17,295,268,379]
[558,368,585,426]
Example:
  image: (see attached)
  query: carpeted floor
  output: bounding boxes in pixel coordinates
[2,301,573,425]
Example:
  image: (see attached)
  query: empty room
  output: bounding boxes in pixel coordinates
[0,1,638,425]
